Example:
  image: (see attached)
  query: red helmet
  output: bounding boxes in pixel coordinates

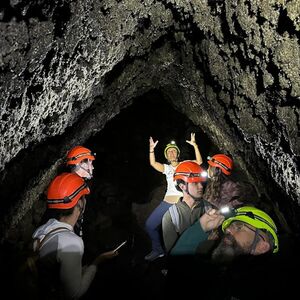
[66,146,95,165]
[174,160,207,183]
[207,154,233,175]
[47,173,90,209]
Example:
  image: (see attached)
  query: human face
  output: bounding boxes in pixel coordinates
[224,221,265,251]
[212,221,266,264]
[79,159,94,179]
[186,181,203,199]
[166,148,178,162]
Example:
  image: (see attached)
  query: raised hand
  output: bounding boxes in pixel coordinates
[200,209,225,232]
[186,132,197,147]
[149,136,159,151]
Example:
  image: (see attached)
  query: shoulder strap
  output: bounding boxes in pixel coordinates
[26,227,71,275]
[169,205,180,233]
[35,226,71,252]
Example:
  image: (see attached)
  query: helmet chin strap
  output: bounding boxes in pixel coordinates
[79,165,93,179]
[249,229,260,254]
[76,200,86,237]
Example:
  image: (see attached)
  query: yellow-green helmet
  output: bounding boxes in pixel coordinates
[164,141,180,159]
[222,206,279,253]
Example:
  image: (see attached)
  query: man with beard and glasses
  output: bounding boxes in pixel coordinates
[171,206,278,258]
[165,206,283,300]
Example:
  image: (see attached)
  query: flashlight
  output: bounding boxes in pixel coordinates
[218,206,236,218]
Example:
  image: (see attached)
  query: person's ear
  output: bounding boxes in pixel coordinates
[179,182,187,192]
[255,239,271,255]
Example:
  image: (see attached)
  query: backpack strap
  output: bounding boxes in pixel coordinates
[34,226,71,252]
[169,205,180,233]
[25,227,71,276]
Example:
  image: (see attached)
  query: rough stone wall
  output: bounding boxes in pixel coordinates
[0,0,299,237]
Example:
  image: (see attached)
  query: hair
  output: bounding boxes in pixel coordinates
[38,206,75,226]
[69,164,78,172]
[204,168,260,208]
[48,207,74,218]
[175,179,185,192]
[203,167,228,205]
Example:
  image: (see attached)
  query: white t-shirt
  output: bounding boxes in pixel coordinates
[32,218,97,299]
[163,164,183,197]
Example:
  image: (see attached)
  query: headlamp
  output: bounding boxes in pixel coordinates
[219,206,236,219]
[201,171,208,178]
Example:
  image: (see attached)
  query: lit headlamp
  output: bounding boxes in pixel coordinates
[219,206,236,219]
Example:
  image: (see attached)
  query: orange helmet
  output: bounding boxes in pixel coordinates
[174,160,207,183]
[47,173,90,209]
[66,146,95,165]
[207,154,233,175]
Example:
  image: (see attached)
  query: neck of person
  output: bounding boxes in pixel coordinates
[183,195,197,208]
[170,160,179,167]
[59,208,81,228]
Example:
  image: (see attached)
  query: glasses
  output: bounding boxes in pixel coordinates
[229,221,266,241]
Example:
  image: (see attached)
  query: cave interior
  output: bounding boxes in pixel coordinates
[1,0,300,298]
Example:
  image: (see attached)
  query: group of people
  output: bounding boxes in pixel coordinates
[32,146,118,299]
[143,134,283,298]
[144,133,279,265]
[31,135,282,299]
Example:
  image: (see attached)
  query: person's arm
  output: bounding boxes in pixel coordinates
[59,242,96,299]
[92,250,118,265]
[162,210,180,253]
[60,243,118,299]
[171,209,224,256]
[186,132,203,165]
[171,221,208,256]
[149,136,164,172]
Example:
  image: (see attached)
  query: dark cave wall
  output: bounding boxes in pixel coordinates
[0,0,299,239]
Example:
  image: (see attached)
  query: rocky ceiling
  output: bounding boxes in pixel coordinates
[0,0,299,245]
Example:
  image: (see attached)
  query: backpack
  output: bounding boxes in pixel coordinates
[15,227,70,298]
